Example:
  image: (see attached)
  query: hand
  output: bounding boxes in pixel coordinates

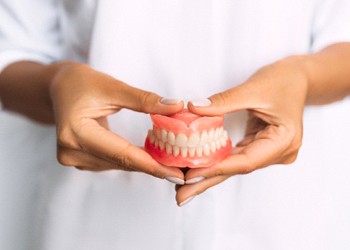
[49,62,185,183]
[176,57,309,206]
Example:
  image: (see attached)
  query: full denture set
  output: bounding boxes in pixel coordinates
[145,109,232,168]
[147,127,229,158]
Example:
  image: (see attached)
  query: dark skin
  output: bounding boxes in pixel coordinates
[1,43,350,206]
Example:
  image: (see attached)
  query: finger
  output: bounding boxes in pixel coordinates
[76,119,185,180]
[236,134,255,147]
[114,82,184,115]
[185,125,290,181]
[231,146,245,155]
[176,175,229,206]
[57,145,135,172]
[188,84,261,116]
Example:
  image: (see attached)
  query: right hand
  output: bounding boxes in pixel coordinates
[49,62,185,183]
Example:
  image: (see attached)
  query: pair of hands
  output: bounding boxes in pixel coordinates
[50,58,307,206]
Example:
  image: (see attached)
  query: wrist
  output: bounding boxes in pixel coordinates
[0,60,85,123]
[276,55,311,104]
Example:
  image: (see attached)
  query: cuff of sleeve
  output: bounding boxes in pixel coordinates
[0,50,54,73]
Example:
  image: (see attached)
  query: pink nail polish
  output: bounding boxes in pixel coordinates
[190,98,211,107]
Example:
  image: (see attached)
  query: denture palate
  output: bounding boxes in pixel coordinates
[147,127,229,158]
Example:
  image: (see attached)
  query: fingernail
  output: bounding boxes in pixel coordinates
[165,176,185,185]
[160,97,182,105]
[179,195,196,207]
[186,176,205,184]
[190,98,211,107]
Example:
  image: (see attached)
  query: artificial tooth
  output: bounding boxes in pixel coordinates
[161,129,168,142]
[173,146,180,157]
[180,147,188,157]
[196,147,203,157]
[219,127,223,137]
[214,128,220,140]
[200,130,208,145]
[159,141,165,151]
[208,128,215,140]
[167,132,176,145]
[223,130,228,140]
[216,140,221,150]
[204,144,211,156]
[156,128,162,140]
[166,143,172,154]
[189,147,196,157]
[210,142,217,153]
[148,130,155,143]
[220,137,227,147]
[176,133,188,147]
[187,133,200,147]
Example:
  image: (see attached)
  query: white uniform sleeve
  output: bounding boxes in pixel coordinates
[0,0,62,73]
[311,0,350,52]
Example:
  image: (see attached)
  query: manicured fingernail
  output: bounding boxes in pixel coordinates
[190,98,211,107]
[165,176,185,185]
[179,195,196,207]
[186,176,205,184]
[160,97,182,105]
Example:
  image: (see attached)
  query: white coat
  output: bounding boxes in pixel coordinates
[1,0,350,249]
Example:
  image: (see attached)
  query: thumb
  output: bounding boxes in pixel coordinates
[188,85,260,116]
[114,82,184,115]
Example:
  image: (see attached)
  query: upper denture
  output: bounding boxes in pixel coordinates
[151,109,224,136]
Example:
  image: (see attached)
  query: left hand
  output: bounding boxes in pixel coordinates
[176,56,309,206]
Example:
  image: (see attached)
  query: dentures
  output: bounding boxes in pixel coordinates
[145,109,232,168]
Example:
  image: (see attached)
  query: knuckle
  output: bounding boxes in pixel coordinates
[240,159,256,174]
[214,167,225,177]
[57,126,79,149]
[148,166,162,178]
[111,153,131,169]
[282,153,298,165]
[57,149,75,167]
[138,91,154,113]
[241,164,255,175]
[215,92,230,107]
[282,146,300,164]
[291,139,302,152]
[285,136,302,157]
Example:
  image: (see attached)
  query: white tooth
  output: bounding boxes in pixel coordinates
[219,127,223,137]
[159,141,165,151]
[200,130,208,145]
[176,133,188,147]
[220,137,227,147]
[148,130,155,143]
[155,140,159,148]
[216,140,221,150]
[210,142,217,153]
[161,129,168,142]
[196,147,203,157]
[223,130,228,140]
[187,133,200,147]
[166,143,172,154]
[167,132,176,145]
[181,147,188,157]
[173,146,180,157]
[156,128,162,140]
[204,144,211,156]
[214,128,220,140]
[208,128,215,141]
[188,147,196,157]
